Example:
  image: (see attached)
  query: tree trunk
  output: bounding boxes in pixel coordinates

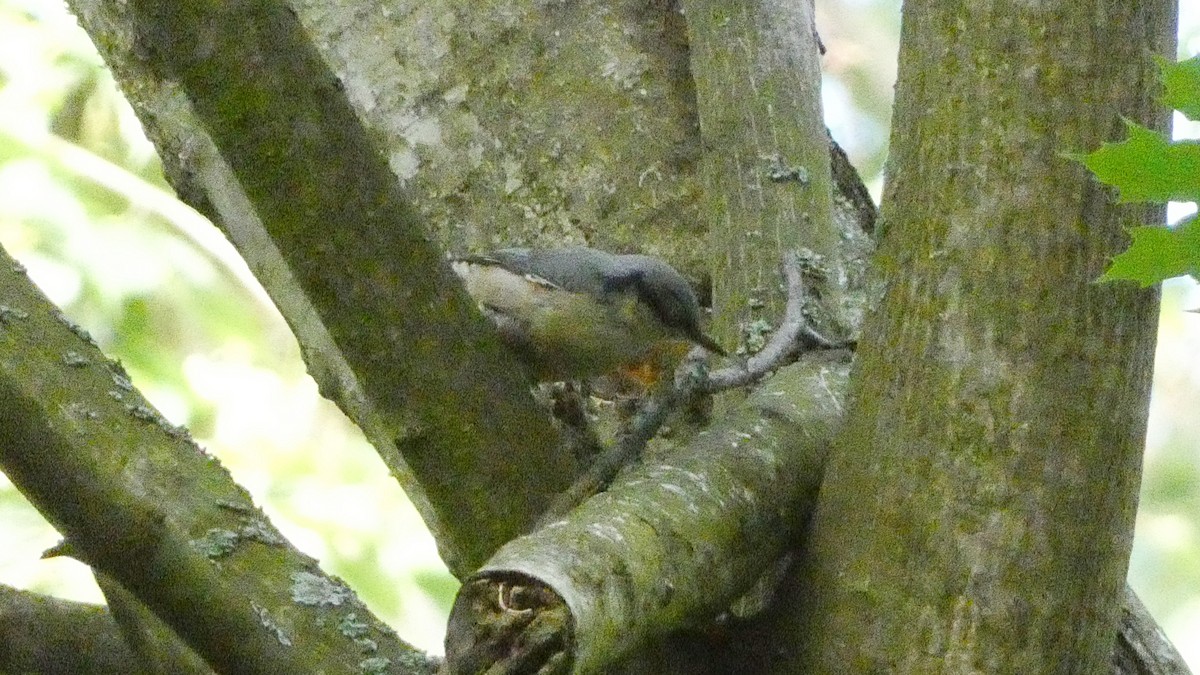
[777,1,1176,672]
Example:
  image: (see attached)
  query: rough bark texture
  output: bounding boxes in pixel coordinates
[0,585,135,675]
[0,247,433,673]
[18,0,1190,672]
[447,353,851,673]
[1,341,313,673]
[64,0,718,576]
[784,1,1176,672]
[683,0,844,354]
[107,0,581,575]
[290,0,707,264]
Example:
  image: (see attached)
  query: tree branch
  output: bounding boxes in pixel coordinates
[92,572,213,674]
[0,376,310,673]
[100,0,578,575]
[1112,585,1192,675]
[0,584,134,675]
[0,247,433,672]
[787,0,1177,670]
[540,250,848,524]
[704,250,846,392]
[446,353,851,672]
[683,0,843,353]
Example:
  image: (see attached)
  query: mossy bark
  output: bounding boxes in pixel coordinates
[781,2,1176,672]
[73,0,590,575]
[290,0,708,268]
[447,353,851,673]
[684,0,842,355]
[33,0,1190,671]
[0,248,432,672]
[66,0,722,575]
[0,585,138,675]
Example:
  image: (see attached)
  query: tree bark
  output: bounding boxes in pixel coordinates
[0,584,135,675]
[0,247,433,672]
[93,572,213,674]
[65,0,722,577]
[1113,586,1192,675]
[12,0,1190,672]
[446,353,851,672]
[683,0,844,352]
[781,1,1176,672]
[92,0,582,576]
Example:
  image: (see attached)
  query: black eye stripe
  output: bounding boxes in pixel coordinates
[639,281,695,335]
[601,269,643,294]
[597,261,702,336]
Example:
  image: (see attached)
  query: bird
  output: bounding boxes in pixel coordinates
[450,247,725,382]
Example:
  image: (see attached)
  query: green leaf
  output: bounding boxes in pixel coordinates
[1159,54,1200,121]
[1100,215,1200,286]
[1075,121,1200,204]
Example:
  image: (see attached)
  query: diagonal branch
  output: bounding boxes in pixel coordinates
[444,345,1193,674]
[446,353,852,672]
[0,247,432,672]
[0,584,136,675]
[0,349,312,674]
[105,0,576,575]
[1112,586,1192,675]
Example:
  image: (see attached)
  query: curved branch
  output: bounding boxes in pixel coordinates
[705,250,847,392]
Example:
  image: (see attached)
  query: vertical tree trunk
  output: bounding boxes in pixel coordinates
[778,2,1176,672]
[683,0,841,353]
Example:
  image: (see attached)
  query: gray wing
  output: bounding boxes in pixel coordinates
[450,249,564,292]
[463,247,622,297]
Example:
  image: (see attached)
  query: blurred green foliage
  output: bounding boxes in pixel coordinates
[0,0,1196,665]
[0,0,456,654]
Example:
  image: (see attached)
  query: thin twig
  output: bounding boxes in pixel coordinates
[705,251,841,391]
[536,363,702,527]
